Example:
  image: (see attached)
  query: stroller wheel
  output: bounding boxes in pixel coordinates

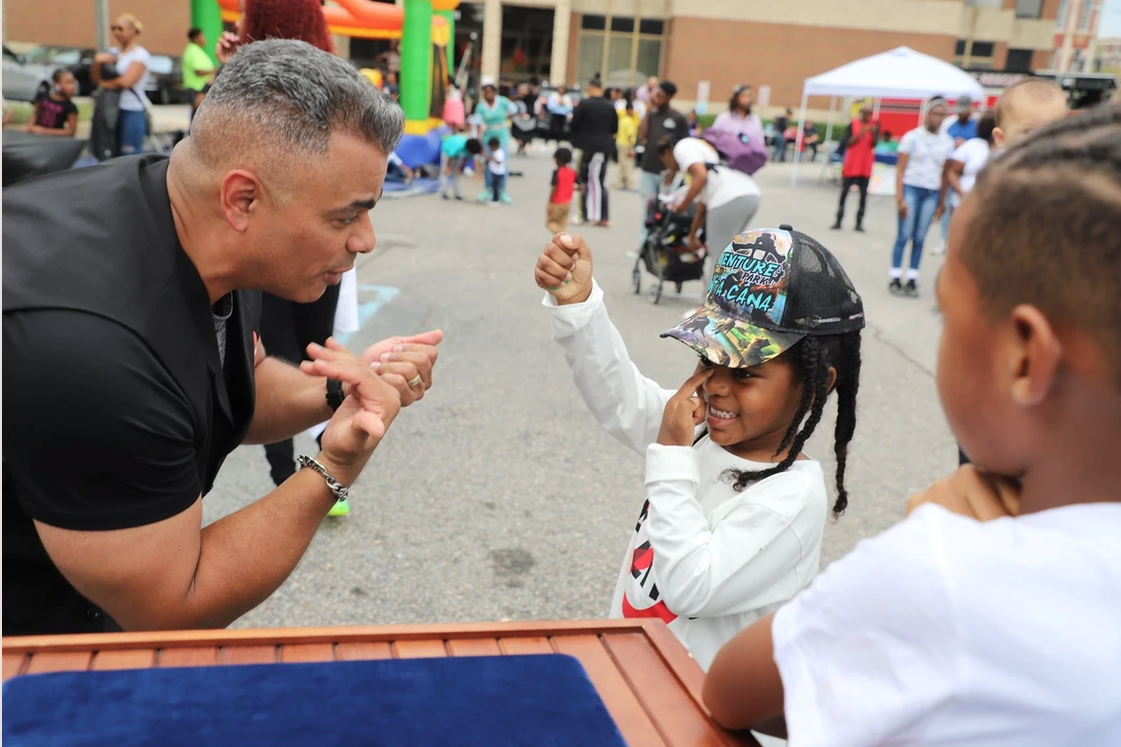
[632,263,641,294]
[648,280,663,305]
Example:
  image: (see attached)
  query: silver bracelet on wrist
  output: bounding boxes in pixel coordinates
[297,455,349,503]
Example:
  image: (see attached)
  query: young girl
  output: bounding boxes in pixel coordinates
[26,70,78,138]
[535,226,864,670]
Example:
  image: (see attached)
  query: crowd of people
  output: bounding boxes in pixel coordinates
[3,14,1120,746]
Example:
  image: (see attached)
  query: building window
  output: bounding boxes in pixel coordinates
[954,39,997,69]
[1015,0,1043,18]
[581,14,606,31]
[575,14,663,89]
[1056,0,1068,28]
[1006,48,1034,71]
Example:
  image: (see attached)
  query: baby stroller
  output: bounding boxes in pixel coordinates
[632,194,707,304]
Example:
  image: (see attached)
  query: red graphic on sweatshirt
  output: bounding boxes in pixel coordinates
[620,500,678,624]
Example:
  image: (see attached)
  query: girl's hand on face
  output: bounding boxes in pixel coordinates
[534,233,593,305]
[657,368,712,447]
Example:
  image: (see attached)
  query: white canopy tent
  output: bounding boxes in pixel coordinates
[792,46,986,184]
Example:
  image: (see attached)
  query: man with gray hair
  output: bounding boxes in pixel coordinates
[2,39,443,636]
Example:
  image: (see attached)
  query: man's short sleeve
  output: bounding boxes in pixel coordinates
[771,506,962,747]
[3,310,201,531]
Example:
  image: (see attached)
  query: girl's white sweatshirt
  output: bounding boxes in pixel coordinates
[544,280,828,670]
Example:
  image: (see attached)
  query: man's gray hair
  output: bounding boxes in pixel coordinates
[197,38,404,158]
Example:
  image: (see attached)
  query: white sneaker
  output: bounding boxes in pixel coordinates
[932,242,946,255]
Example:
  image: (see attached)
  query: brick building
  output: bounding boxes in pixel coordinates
[466,0,1060,110]
[5,0,1062,111]
[5,0,193,58]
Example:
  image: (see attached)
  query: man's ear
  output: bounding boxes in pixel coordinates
[1007,304,1061,407]
[219,170,262,232]
[992,126,1006,149]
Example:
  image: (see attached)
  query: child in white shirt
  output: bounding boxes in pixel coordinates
[535,225,865,670]
[480,136,508,205]
[702,103,1121,747]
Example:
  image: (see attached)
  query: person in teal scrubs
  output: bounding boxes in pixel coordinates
[473,77,517,203]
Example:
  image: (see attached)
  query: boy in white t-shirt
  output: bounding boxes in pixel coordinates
[701,105,1121,747]
[943,113,995,240]
[480,136,507,205]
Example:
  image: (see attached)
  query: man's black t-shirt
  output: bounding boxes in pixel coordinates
[640,106,689,174]
[2,156,259,636]
[568,95,618,156]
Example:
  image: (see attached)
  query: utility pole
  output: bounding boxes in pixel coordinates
[95,0,111,50]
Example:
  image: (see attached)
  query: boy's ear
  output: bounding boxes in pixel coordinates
[1008,304,1061,407]
[992,126,1007,149]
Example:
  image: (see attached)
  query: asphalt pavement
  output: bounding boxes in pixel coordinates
[203,145,957,630]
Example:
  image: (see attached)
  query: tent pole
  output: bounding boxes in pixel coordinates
[823,96,836,147]
[791,89,810,187]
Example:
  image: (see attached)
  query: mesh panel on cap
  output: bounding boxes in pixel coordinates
[777,232,865,335]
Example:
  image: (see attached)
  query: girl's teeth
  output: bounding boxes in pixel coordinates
[709,406,736,419]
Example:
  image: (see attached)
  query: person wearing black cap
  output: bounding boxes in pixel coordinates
[569,77,618,227]
[534,226,865,671]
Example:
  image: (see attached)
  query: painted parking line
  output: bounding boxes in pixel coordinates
[335,285,400,345]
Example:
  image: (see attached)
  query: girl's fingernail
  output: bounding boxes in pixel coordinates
[393,344,404,353]
[380,352,391,362]
[370,361,381,371]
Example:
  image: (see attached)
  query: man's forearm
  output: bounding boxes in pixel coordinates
[183,466,348,629]
[244,356,333,445]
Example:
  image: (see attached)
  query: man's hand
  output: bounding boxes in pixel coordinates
[300,340,403,485]
[687,233,704,253]
[355,330,443,406]
[934,203,945,221]
[535,233,593,305]
[906,465,1021,521]
[657,368,711,447]
[897,198,909,219]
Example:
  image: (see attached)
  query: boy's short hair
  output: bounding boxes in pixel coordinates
[994,78,1066,127]
[964,104,1121,387]
[188,27,203,41]
[659,81,678,98]
[464,138,483,155]
[487,136,500,148]
[554,146,573,166]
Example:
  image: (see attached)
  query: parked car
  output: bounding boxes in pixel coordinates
[2,45,53,102]
[20,44,97,95]
[146,54,193,105]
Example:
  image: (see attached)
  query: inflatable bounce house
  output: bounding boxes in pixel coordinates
[196,0,458,138]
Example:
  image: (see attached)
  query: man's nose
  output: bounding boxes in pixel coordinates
[350,214,376,255]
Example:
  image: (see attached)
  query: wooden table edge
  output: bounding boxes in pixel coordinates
[3,619,674,652]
